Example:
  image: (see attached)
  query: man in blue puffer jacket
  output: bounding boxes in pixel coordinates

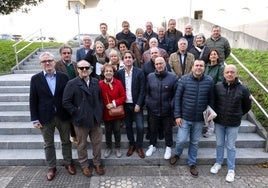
[170,59,214,178]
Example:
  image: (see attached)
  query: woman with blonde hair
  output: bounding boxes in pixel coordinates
[85,41,109,79]
[108,49,124,70]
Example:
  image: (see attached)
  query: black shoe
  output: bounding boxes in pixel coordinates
[158,132,164,140]
[145,133,150,140]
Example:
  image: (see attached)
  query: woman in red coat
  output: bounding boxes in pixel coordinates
[99,63,126,158]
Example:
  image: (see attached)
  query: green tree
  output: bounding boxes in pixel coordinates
[0,0,43,15]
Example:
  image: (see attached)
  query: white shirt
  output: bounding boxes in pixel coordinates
[125,66,133,103]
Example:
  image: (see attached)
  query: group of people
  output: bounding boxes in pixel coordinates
[29,19,251,183]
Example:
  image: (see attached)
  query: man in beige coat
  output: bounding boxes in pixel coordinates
[169,38,195,78]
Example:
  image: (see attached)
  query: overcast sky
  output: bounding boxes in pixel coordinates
[0,0,267,42]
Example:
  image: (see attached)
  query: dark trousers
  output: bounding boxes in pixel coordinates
[40,116,72,168]
[104,119,121,149]
[124,103,144,148]
[149,114,173,147]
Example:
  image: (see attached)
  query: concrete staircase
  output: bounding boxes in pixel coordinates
[0,48,267,166]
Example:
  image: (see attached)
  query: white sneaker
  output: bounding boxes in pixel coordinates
[226,170,235,182]
[210,163,222,174]
[164,147,172,159]
[145,145,156,157]
[104,148,112,158]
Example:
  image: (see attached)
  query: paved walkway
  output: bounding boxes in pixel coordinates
[1,164,268,188]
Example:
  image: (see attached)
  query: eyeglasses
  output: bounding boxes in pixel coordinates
[78,66,90,70]
[41,59,54,64]
[62,52,71,55]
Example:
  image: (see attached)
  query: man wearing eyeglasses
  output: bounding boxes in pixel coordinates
[55,45,79,144]
[29,52,76,181]
[62,60,104,177]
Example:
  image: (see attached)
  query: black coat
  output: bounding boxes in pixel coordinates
[146,70,178,117]
[29,71,70,124]
[214,78,251,127]
[62,76,103,128]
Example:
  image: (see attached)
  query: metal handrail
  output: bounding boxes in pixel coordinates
[230,52,268,151]
[230,53,268,94]
[230,53,268,120]
[12,29,44,70]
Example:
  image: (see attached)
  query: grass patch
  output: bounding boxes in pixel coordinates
[226,48,268,126]
[0,40,63,73]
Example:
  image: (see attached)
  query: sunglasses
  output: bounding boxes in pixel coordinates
[78,66,90,70]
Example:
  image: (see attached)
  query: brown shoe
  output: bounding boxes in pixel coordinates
[65,164,76,175]
[94,165,105,175]
[46,167,56,181]
[136,148,145,158]
[82,167,92,177]
[170,155,180,165]
[190,165,199,177]
[126,145,136,156]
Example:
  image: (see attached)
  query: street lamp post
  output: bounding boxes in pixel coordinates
[74,3,80,37]
[189,0,192,24]
[68,0,86,40]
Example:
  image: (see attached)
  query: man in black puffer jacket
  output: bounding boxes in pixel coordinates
[145,57,178,159]
[210,64,251,183]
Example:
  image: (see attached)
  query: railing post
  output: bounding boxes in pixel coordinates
[13,45,19,70]
[40,29,44,49]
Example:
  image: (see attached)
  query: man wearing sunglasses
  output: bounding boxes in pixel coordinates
[55,45,79,145]
[62,60,104,177]
[29,52,76,181]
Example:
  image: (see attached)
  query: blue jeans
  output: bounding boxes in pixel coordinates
[124,103,144,148]
[215,123,239,170]
[174,119,203,166]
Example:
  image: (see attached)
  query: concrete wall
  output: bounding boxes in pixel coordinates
[177,17,268,51]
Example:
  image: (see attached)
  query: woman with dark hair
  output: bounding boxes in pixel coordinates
[205,49,225,84]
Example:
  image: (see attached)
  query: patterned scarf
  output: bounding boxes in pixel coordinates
[104,78,113,90]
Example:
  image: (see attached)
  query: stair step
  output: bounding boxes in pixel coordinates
[0,122,39,134]
[0,74,32,86]
[0,133,264,149]
[20,65,45,69]
[0,111,30,122]
[0,86,30,93]
[13,70,42,74]
[0,93,29,102]
[0,120,257,135]
[0,102,29,111]
[0,148,266,166]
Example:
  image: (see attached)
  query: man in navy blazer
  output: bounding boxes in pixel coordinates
[29,52,76,181]
[76,35,93,62]
[115,50,146,158]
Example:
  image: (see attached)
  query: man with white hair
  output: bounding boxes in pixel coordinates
[142,37,169,64]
